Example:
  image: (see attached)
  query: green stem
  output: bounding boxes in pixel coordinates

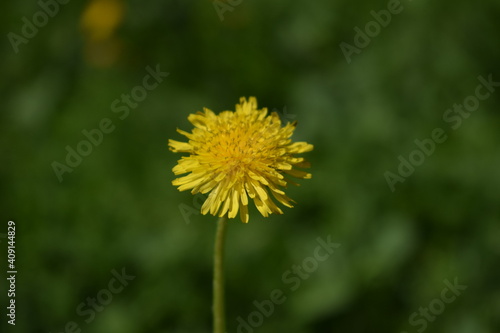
[213,215,228,333]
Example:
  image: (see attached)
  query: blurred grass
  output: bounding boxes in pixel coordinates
[1,0,499,332]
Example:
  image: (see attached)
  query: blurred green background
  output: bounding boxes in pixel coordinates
[1,0,499,332]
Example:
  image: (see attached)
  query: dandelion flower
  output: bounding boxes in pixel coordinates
[169,97,313,223]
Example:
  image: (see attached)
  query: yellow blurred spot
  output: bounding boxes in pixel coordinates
[81,0,124,42]
[80,0,125,67]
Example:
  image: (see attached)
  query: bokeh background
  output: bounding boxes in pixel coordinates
[1,0,499,332]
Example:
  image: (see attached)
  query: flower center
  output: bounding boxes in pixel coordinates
[205,126,269,177]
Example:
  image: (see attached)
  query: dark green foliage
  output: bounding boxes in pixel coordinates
[1,0,499,332]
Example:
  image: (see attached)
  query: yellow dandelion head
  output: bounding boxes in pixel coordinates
[169,97,313,223]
